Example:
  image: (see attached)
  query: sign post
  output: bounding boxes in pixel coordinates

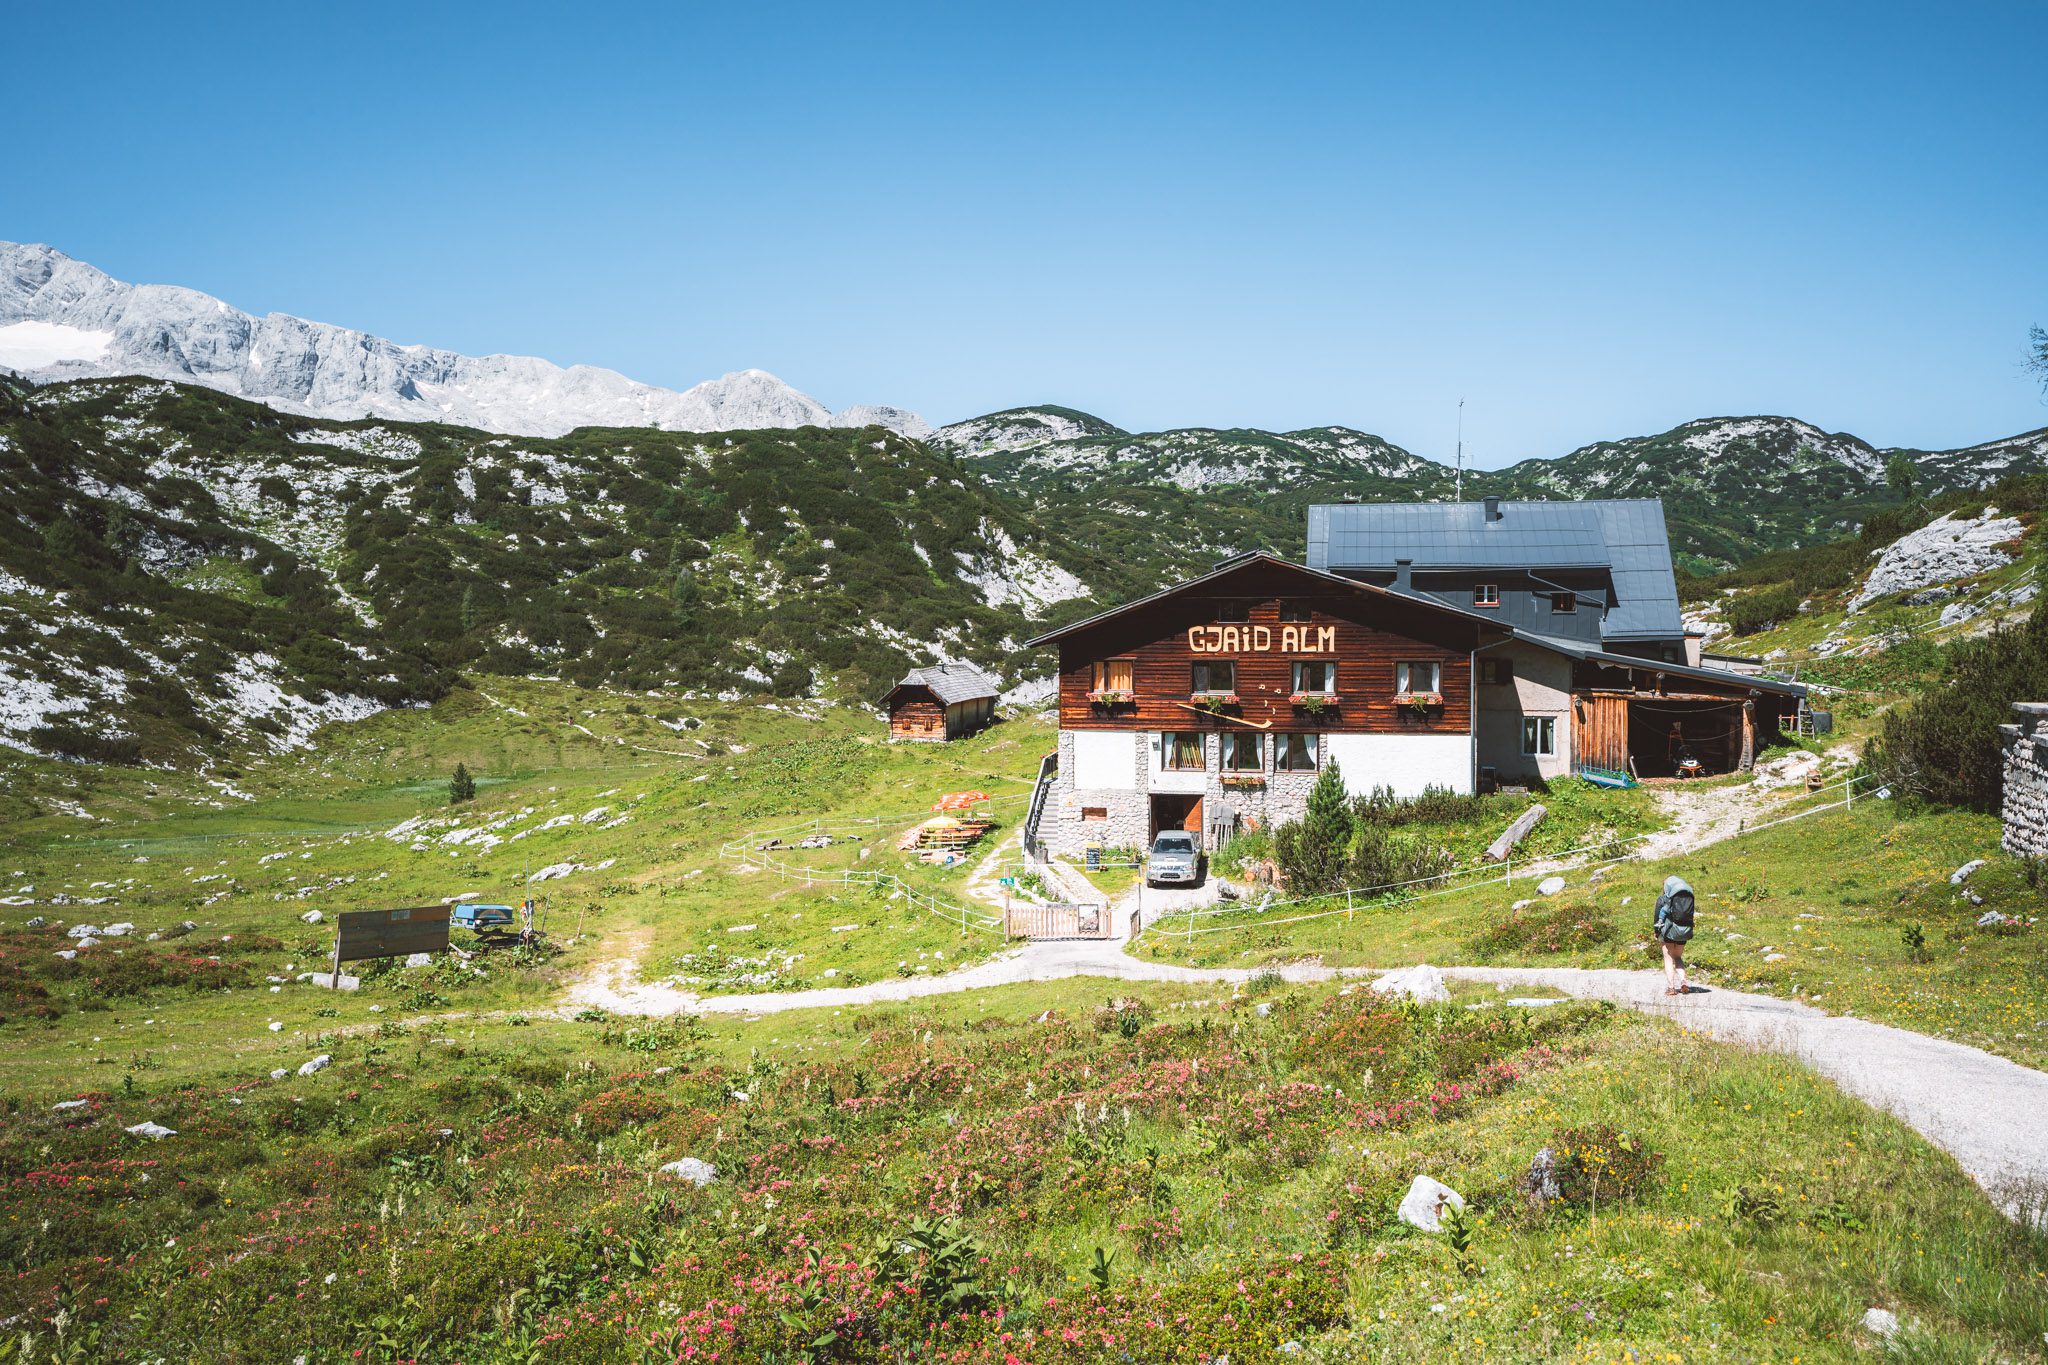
[330,905,453,986]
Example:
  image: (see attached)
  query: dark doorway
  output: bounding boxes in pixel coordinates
[1628,700,1745,778]
[1150,793,1203,842]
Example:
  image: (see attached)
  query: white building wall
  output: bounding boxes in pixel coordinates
[1324,732,1473,798]
[1475,640,1573,783]
[1072,730,1139,790]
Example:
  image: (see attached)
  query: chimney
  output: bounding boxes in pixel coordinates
[1483,495,1503,522]
[1394,557,1413,592]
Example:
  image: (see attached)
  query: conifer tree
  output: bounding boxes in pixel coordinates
[449,762,476,804]
[1276,758,1353,895]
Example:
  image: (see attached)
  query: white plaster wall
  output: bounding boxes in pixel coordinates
[1476,641,1573,782]
[1145,731,1208,794]
[1325,733,1474,797]
[1073,730,1140,790]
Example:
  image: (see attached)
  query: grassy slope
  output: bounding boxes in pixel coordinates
[1140,794,2048,1072]
[2,690,2045,1359]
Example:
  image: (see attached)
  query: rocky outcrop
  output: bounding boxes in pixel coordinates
[2001,703,2048,859]
[0,242,927,439]
[1849,508,2024,611]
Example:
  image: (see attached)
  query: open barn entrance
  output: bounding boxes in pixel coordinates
[1628,699,1749,778]
[1150,793,1203,843]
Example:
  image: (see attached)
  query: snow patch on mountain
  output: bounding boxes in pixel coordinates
[0,243,927,440]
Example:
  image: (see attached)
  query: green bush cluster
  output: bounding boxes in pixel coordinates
[1274,762,1455,897]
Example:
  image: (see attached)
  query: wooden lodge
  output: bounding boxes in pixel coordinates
[884,662,999,742]
[1022,527,1803,856]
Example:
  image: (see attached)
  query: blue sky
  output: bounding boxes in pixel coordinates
[6,1,2045,464]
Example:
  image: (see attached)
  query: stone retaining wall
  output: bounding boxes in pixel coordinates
[2000,702,2048,859]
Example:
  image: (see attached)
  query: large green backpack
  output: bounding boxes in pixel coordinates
[1660,888,1695,943]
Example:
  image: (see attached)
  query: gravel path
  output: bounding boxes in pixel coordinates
[565,937,2048,1221]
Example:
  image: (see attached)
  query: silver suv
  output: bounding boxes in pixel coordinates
[1145,831,1202,887]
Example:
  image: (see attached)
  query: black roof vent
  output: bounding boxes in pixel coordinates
[1483,495,1503,522]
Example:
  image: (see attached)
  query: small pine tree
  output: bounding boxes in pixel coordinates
[449,763,476,804]
[1277,759,1354,896]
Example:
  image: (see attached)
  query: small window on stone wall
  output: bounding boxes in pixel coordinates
[1082,806,1108,821]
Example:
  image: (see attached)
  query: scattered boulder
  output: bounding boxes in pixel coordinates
[25,915,45,929]
[103,922,134,937]
[1397,1174,1465,1231]
[1862,1307,1901,1341]
[270,1068,289,1080]
[125,1121,176,1139]
[54,949,76,960]
[301,910,324,924]
[1949,860,1986,885]
[1536,876,1566,897]
[298,1054,333,1077]
[66,924,100,939]
[52,1099,89,1112]
[659,1157,719,1187]
[1938,601,1983,628]
[1370,964,1450,1003]
[404,952,433,968]
[1763,952,1789,962]
[1511,899,1533,911]
[1520,1147,1562,1206]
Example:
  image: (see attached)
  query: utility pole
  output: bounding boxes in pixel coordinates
[1454,398,1466,502]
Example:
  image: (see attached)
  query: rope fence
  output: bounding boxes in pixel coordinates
[1137,771,1881,943]
[717,813,1017,937]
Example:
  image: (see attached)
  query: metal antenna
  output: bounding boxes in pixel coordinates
[1454,398,1466,502]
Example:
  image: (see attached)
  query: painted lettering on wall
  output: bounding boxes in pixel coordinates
[1187,625,1336,653]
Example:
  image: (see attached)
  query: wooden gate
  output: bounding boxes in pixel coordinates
[1574,693,1630,772]
[1006,900,1111,941]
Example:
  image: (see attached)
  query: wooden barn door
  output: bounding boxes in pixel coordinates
[1573,694,1629,772]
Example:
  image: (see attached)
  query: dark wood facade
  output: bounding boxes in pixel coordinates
[1048,559,1492,737]
[889,694,947,741]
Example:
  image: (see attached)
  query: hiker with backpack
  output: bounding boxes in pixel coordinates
[1653,875,1697,995]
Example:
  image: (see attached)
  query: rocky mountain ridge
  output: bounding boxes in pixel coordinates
[0,243,931,440]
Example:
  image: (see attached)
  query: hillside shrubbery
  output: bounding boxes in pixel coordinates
[1274,763,1456,896]
[1865,588,2048,809]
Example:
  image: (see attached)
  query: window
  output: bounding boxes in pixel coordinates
[1279,602,1312,622]
[1550,592,1577,614]
[1478,658,1513,685]
[1190,659,1235,693]
[1215,600,1251,623]
[1091,658,1134,693]
[1276,732,1319,771]
[1163,731,1206,771]
[1395,660,1441,696]
[1522,716,1556,756]
[1082,806,1108,822]
[1291,660,1336,693]
[1473,584,1500,608]
[1219,732,1264,771]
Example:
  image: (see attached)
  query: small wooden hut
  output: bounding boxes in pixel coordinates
[884,663,998,742]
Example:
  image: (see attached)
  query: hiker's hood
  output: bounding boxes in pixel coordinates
[1662,876,1693,898]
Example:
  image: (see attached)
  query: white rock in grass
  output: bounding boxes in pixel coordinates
[126,1121,176,1139]
[1948,860,1986,885]
[1397,1175,1464,1231]
[55,949,76,960]
[268,1021,284,1032]
[301,910,324,924]
[1370,964,1449,1003]
[1506,997,1565,1008]
[52,1099,89,1112]
[67,924,100,939]
[298,1054,333,1077]
[103,922,134,937]
[404,952,433,968]
[271,1068,289,1080]
[1537,876,1566,896]
[658,1157,718,1187]
[1862,1307,1901,1340]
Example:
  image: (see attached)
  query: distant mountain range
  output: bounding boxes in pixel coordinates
[0,243,931,439]
[932,408,2048,570]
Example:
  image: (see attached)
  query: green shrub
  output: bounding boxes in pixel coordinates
[1550,1124,1664,1206]
[1467,900,1621,958]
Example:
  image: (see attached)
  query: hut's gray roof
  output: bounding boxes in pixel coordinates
[893,661,998,706]
[1306,498,1685,642]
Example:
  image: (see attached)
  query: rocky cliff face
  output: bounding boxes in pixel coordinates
[0,243,928,439]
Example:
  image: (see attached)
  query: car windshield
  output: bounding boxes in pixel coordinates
[1153,835,1195,854]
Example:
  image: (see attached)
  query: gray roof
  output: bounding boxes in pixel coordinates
[1514,629,1805,697]
[894,661,998,706]
[1306,498,1685,643]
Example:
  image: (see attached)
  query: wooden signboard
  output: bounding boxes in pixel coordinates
[327,906,451,985]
